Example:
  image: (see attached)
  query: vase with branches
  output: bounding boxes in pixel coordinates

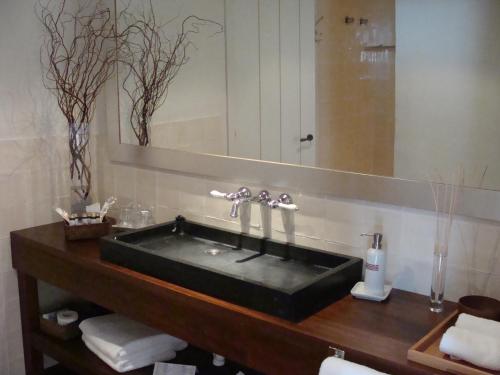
[37,0,124,210]
[118,1,223,146]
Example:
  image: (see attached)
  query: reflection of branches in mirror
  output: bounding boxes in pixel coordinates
[36,0,125,201]
[118,1,223,146]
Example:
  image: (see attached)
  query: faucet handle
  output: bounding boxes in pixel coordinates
[276,202,299,211]
[278,194,299,211]
[210,187,252,219]
[268,193,299,211]
[210,190,228,199]
[210,187,252,201]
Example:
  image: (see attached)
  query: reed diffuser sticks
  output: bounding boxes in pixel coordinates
[428,168,464,312]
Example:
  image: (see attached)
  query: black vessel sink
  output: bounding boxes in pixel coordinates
[101,217,362,321]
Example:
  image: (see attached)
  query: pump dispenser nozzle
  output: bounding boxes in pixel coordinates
[361,233,383,250]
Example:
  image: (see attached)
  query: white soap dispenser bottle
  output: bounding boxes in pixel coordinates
[362,233,386,296]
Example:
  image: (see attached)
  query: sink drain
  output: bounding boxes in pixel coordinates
[205,248,223,256]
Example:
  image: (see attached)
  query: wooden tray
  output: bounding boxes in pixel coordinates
[408,310,500,375]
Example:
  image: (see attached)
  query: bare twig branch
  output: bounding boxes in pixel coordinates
[118,1,223,146]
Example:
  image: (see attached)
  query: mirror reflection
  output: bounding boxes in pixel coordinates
[117,0,500,190]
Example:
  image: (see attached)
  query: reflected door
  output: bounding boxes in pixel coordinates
[226,0,317,166]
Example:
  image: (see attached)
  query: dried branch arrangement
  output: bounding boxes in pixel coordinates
[37,0,122,204]
[119,1,223,146]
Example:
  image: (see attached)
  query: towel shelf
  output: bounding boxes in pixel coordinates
[44,364,77,375]
[31,331,152,375]
[31,331,262,375]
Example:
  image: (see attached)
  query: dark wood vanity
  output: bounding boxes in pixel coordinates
[11,222,456,375]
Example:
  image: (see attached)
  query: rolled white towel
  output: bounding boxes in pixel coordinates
[456,313,500,339]
[82,335,176,373]
[79,314,188,361]
[319,357,389,375]
[439,326,500,371]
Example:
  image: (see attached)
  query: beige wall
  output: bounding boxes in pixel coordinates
[0,0,101,373]
[316,0,395,176]
[394,0,500,188]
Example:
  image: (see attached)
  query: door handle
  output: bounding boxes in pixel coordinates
[300,134,314,143]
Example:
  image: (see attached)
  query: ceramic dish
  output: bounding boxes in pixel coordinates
[458,295,500,321]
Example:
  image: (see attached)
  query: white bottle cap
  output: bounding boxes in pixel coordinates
[42,311,57,321]
[56,310,78,326]
[212,353,225,367]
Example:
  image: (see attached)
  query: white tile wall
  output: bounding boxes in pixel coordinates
[98,148,500,303]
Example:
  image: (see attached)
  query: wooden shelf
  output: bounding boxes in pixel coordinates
[32,331,262,375]
[44,364,77,375]
[32,332,152,375]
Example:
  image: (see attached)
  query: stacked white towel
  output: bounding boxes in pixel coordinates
[456,313,500,338]
[79,314,188,373]
[439,313,500,371]
[82,335,176,373]
[319,357,389,375]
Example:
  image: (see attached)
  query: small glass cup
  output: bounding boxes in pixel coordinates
[136,209,154,228]
[119,207,135,228]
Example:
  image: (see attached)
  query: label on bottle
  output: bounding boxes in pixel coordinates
[366,263,379,271]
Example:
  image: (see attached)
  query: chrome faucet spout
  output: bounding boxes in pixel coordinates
[210,187,298,218]
[230,199,241,218]
[219,187,252,218]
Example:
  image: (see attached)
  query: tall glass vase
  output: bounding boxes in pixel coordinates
[430,243,448,313]
[69,122,92,212]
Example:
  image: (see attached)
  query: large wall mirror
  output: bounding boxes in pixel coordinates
[112,0,500,216]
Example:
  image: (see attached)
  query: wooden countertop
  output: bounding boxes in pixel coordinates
[11,222,456,375]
